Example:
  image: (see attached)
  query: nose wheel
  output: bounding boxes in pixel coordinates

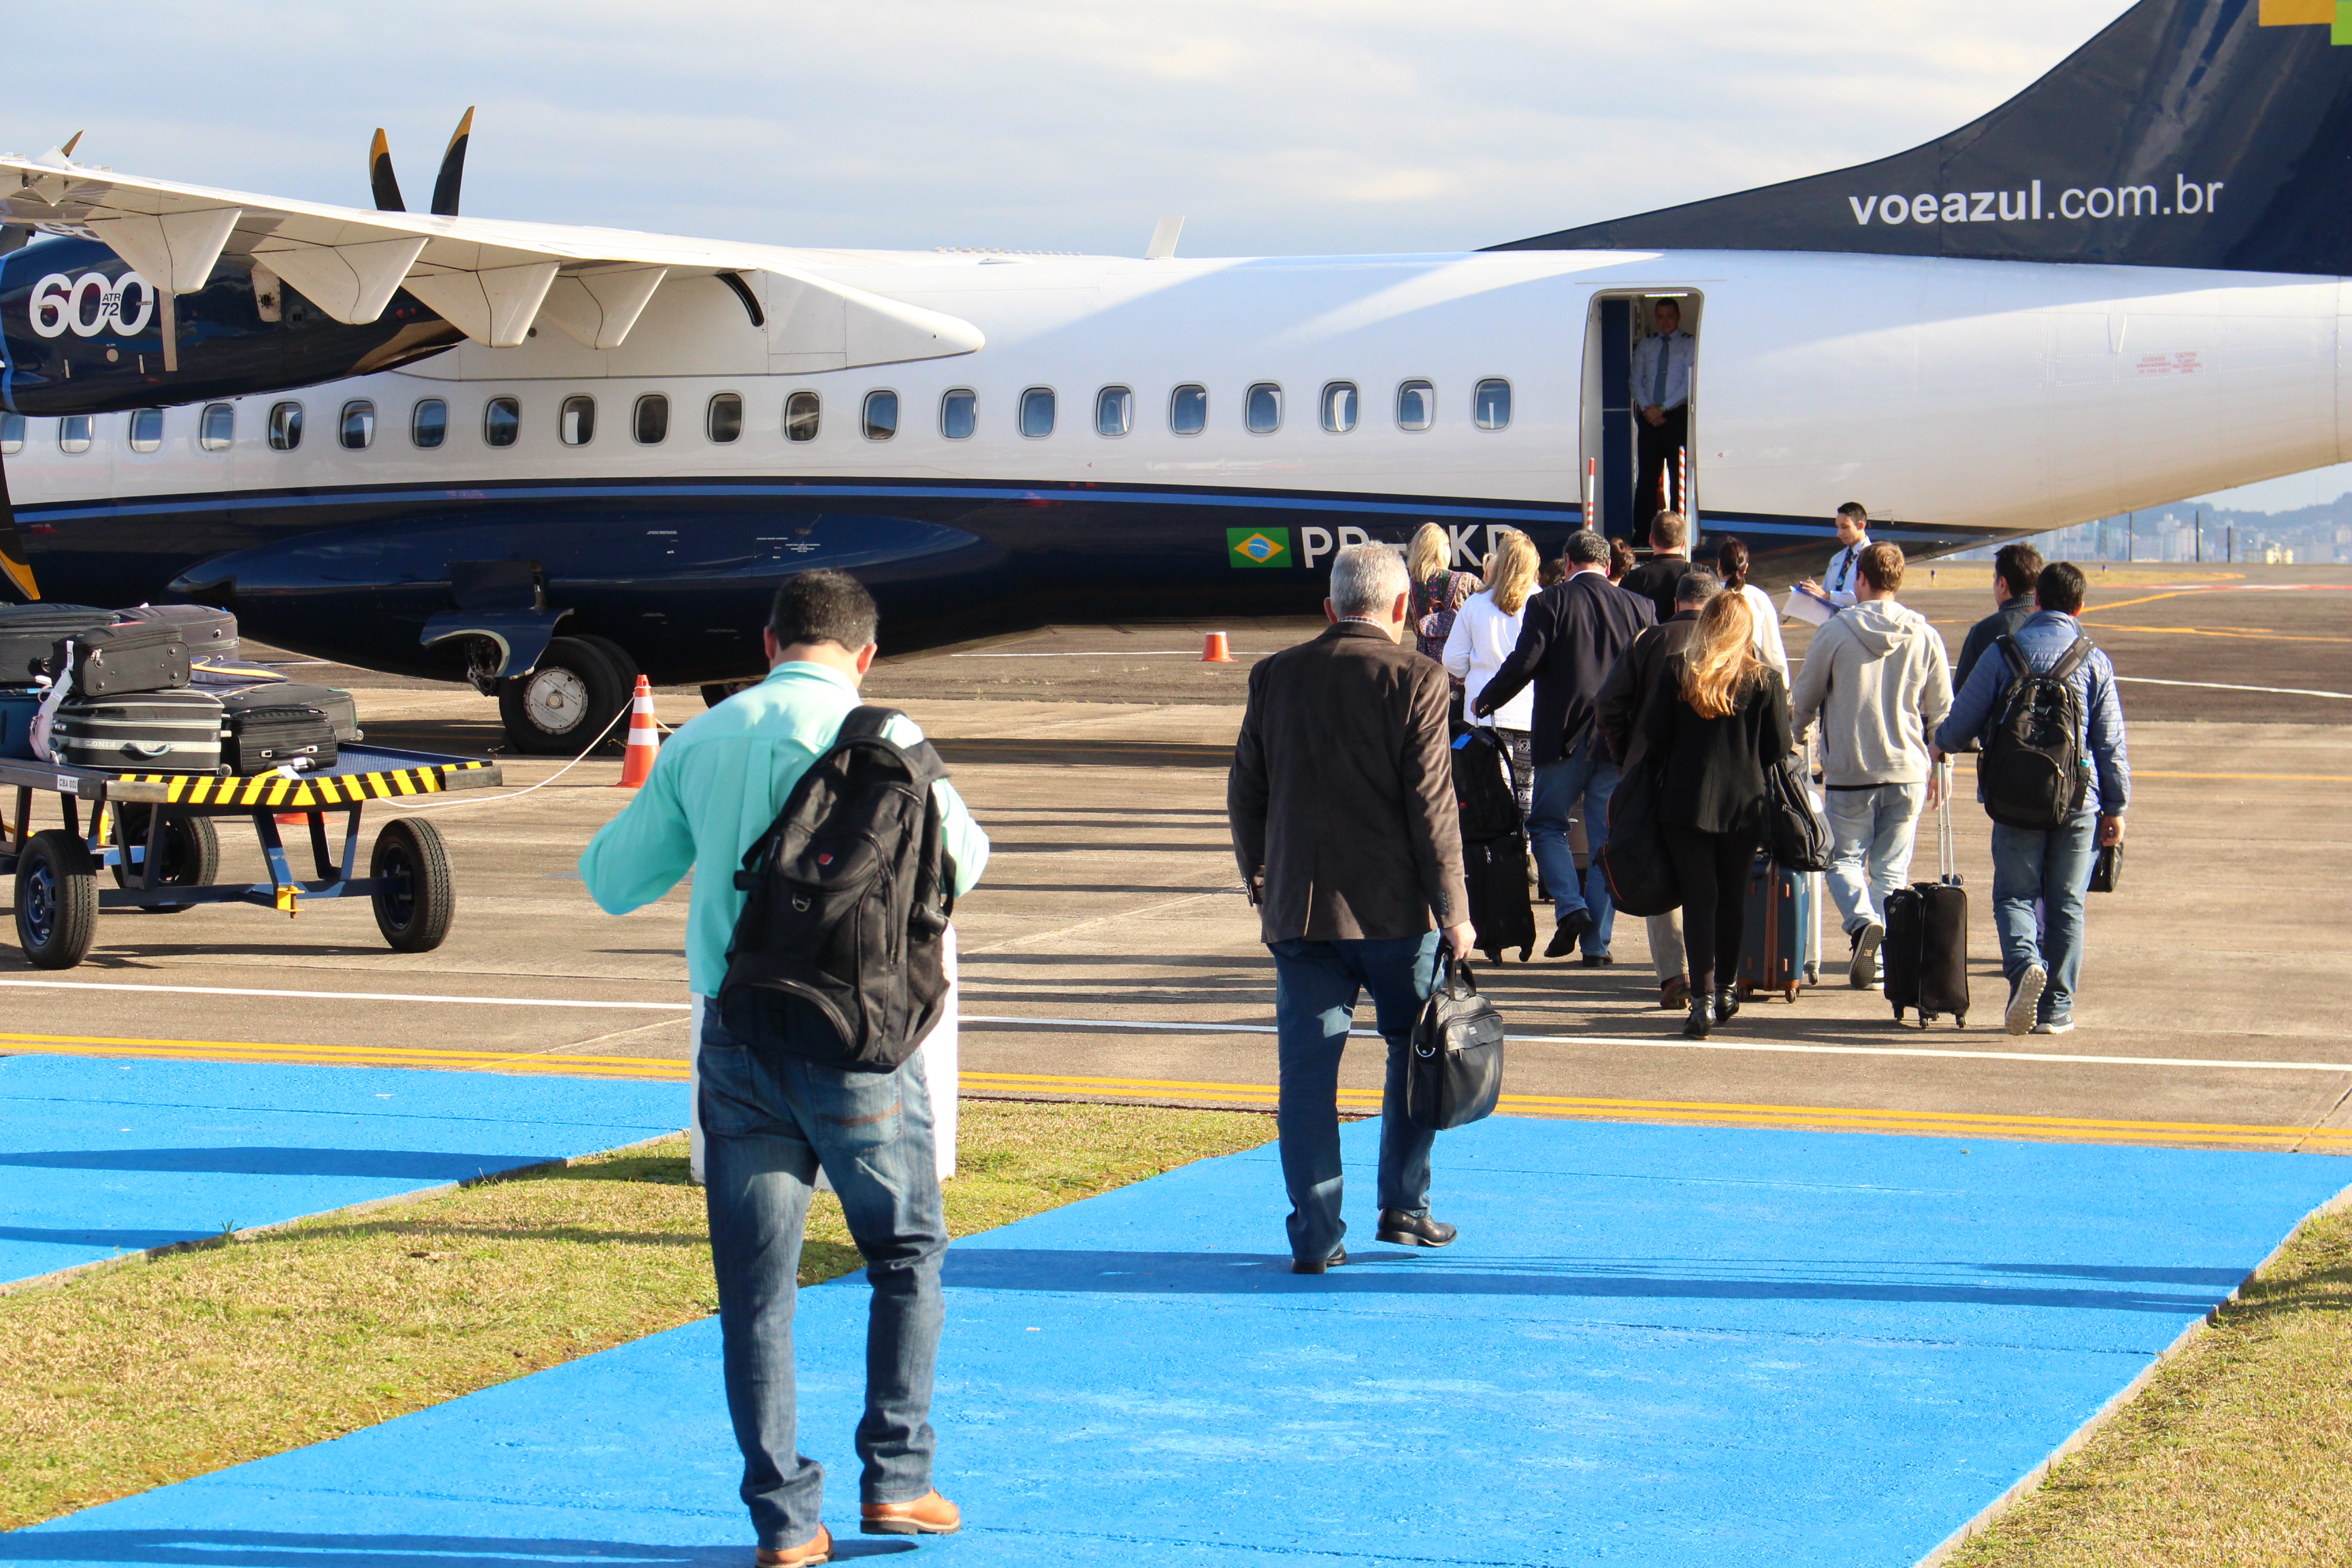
[496,636,633,755]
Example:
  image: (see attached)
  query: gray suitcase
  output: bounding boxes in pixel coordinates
[56,621,191,698]
[50,689,227,774]
[111,603,238,662]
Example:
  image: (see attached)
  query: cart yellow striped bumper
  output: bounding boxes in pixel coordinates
[122,760,495,808]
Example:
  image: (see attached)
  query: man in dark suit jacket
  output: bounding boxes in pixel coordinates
[1475,529,1656,962]
[1230,544,1475,1275]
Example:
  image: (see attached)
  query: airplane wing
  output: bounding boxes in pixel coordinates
[0,148,983,362]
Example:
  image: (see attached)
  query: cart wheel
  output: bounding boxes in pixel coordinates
[16,830,99,969]
[371,817,455,952]
[112,809,219,913]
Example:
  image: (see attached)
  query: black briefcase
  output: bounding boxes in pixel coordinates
[226,704,338,774]
[1407,954,1506,1131]
[54,622,191,698]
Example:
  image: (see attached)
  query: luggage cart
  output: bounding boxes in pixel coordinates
[1,746,502,970]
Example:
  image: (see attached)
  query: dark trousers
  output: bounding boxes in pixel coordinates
[1662,823,1757,995]
[1636,403,1689,527]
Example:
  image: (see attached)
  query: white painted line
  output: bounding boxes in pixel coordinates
[960,1015,2352,1073]
[2113,674,2352,700]
[0,979,689,1011]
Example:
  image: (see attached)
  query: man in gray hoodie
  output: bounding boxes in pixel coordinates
[1788,543,1953,987]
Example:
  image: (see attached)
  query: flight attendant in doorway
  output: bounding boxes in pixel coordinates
[1631,297,1695,527]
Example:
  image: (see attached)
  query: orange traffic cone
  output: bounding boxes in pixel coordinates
[1200,632,1233,663]
[614,675,659,787]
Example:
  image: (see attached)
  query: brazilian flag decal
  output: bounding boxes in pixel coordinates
[1227,527,1290,568]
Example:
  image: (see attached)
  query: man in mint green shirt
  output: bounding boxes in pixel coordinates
[580,570,985,1563]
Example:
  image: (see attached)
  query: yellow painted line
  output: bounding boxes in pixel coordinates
[2136,771,2352,782]
[2078,622,2352,644]
[2,1032,687,1079]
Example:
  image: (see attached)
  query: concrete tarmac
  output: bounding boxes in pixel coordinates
[3,563,2347,1154]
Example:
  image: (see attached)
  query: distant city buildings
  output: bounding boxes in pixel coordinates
[1942,497,2352,565]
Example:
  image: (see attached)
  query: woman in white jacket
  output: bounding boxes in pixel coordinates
[1443,528,1541,821]
[1718,537,1789,682]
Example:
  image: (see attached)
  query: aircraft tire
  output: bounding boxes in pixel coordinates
[15,830,99,969]
[370,817,455,953]
[497,636,632,755]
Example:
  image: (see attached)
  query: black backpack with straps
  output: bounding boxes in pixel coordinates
[1978,634,2095,832]
[719,706,958,1072]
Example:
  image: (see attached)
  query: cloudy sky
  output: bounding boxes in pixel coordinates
[5,0,2336,510]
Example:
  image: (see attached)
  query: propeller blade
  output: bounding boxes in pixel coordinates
[430,107,474,217]
[0,450,42,602]
[370,128,407,212]
[59,131,82,159]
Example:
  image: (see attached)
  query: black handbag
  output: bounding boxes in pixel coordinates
[2088,843,2123,893]
[1599,753,1680,917]
[1763,752,1832,872]
[1407,954,1507,1131]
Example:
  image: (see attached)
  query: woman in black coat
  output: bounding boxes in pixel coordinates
[1637,589,1794,1036]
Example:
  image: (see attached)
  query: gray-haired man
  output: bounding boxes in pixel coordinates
[1229,543,1475,1274]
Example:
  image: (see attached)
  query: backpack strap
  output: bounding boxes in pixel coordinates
[832,704,949,786]
[836,705,900,744]
[2047,636,2095,683]
[1995,634,2033,682]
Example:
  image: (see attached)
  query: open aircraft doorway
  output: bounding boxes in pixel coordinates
[1581,289,1702,544]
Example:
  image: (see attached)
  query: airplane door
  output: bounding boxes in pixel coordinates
[1582,290,1702,540]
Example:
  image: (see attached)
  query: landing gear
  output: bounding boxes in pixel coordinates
[496,636,633,755]
[702,679,758,708]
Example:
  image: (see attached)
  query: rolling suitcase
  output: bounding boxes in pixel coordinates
[1451,725,1535,963]
[225,704,338,774]
[1884,764,1970,1029]
[50,689,227,774]
[218,681,363,744]
[1737,851,1814,1002]
[111,602,238,661]
[1,688,41,760]
[0,604,112,685]
[54,621,191,697]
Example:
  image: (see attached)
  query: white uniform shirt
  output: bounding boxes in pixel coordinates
[1739,583,1791,681]
[1823,540,1871,607]
[1441,589,1535,732]
[1629,329,1695,411]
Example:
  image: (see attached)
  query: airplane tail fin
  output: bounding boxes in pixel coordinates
[1491,0,2352,275]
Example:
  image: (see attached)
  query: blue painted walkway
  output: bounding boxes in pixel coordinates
[0,1054,687,1285]
[9,1116,2345,1567]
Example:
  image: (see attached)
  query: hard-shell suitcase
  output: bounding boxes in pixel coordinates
[1463,830,1537,964]
[1,688,41,760]
[226,704,338,774]
[217,681,363,744]
[1884,764,1970,1029]
[0,604,111,685]
[50,689,227,774]
[111,602,238,661]
[54,621,191,698]
[1737,852,1814,1002]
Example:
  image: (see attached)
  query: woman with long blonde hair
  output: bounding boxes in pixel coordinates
[1407,521,1475,663]
[1442,527,1541,819]
[1637,588,1794,1037]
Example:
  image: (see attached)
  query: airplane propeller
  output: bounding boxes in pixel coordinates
[368,108,474,217]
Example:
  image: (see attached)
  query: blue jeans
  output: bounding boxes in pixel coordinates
[698,1007,949,1550]
[1530,741,1620,954]
[1991,813,2097,1024]
[1825,781,1927,934]
[1269,932,1441,1264]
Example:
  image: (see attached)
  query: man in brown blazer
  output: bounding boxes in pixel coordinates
[1229,543,1476,1275]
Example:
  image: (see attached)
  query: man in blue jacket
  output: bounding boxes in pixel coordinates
[581,569,989,1566]
[1931,561,2127,1037]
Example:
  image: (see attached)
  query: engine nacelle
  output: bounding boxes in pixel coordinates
[0,235,460,415]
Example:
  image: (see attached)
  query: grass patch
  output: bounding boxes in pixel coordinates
[0,1098,1270,1530]
[1949,1200,2352,1567]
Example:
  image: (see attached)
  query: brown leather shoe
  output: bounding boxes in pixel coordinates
[754,1524,831,1566]
[1661,975,1690,1011]
[862,1489,962,1536]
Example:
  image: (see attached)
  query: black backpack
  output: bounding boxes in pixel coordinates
[719,707,958,1072]
[1978,634,2095,832]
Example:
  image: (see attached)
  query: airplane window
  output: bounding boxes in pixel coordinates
[199,404,234,452]
[1020,387,1055,438]
[1170,384,1207,436]
[0,413,22,455]
[941,389,976,440]
[128,408,165,453]
[484,396,521,448]
[1320,382,1358,434]
[864,390,899,442]
[707,393,742,443]
[560,395,596,446]
[59,415,93,455]
[1245,382,1282,435]
[267,402,303,451]
[635,394,670,445]
[785,390,820,443]
[340,400,376,451]
[1096,386,1132,437]
[412,399,448,449]
[1474,378,1512,431]
[1396,379,1434,431]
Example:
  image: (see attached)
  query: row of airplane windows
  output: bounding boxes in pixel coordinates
[0,378,1516,457]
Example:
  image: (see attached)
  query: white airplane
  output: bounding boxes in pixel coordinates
[1,0,2345,751]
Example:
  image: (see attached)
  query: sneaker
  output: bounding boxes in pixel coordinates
[2033,1016,2076,1035]
[1848,921,1883,990]
[2006,964,2047,1036]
